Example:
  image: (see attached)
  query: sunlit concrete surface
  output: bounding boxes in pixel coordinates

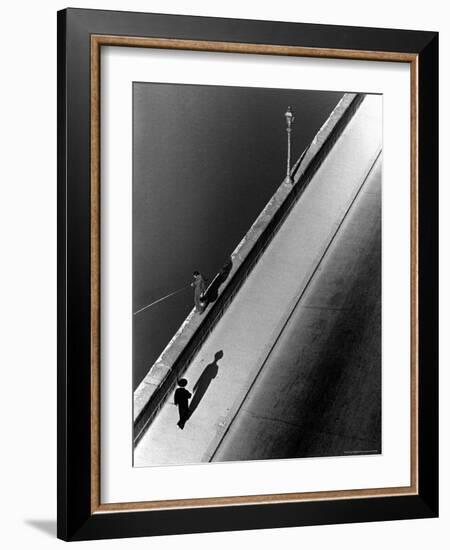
[213,156,381,461]
[133,93,358,423]
[134,95,382,467]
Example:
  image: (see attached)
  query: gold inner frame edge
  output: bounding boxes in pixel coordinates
[89,34,419,514]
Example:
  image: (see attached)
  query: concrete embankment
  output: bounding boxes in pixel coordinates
[133,92,363,445]
[134,94,382,465]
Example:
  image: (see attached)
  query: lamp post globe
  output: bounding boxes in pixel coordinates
[285,106,294,128]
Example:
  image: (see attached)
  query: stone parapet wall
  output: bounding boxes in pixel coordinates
[133,92,364,445]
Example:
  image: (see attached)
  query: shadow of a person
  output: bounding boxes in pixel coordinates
[189,350,224,416]
[203,259,233,304]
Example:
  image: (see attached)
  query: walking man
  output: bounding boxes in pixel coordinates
[191,271,207,313]
[174,379,191,430]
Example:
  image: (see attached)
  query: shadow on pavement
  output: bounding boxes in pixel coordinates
[189,350,224,416]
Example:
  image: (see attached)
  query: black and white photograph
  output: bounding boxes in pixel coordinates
[132,83,382,467]
[1,0,442,546]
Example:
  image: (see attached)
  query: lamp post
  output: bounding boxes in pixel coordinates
[284,106,295,185]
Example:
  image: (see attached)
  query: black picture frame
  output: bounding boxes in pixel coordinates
[57,7,438,541]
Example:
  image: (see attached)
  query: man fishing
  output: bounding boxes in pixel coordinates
[133,270,208,316]
[191,271,207,313]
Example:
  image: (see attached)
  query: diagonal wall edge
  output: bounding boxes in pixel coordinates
[133,92,365,445]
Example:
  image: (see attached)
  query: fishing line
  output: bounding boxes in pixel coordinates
[134,284,191,315]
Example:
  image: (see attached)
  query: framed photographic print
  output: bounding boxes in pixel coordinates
[57,8,438,541]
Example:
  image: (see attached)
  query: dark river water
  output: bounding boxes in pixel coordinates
[133,82,344,389]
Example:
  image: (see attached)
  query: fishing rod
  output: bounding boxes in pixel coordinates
[134,265,226,317]
[134,284,191,316]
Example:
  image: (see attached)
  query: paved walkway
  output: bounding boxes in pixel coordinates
[134,95,382,467]
[213,156,381,461]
